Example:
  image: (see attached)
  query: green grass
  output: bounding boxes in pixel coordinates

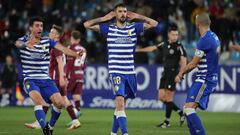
[0,107,240,135]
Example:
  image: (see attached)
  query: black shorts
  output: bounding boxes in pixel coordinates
[159,68,178,91]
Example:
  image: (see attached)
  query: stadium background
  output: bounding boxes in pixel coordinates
[0,0,240,135]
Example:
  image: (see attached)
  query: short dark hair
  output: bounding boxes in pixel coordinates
[71,30,81,40]
[52,24,63,36]
[168,26,178,33]
[29,16,44,26]
[114,3,127,11]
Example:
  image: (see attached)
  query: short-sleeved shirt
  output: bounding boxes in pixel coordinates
[17,35,57,81]
[194,30,220,84]
[49,48,63,80]
[157,41,187,69]
[99,22,144,74]
[65,44,86,81]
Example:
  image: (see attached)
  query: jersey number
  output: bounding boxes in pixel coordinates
[113,76,121,84]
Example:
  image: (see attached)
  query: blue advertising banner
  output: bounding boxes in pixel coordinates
[80,64,240,109]
[1,64,240,111]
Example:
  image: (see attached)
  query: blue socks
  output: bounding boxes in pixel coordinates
[34,105,46,128]
[115,110,128,135]
[111,112,119,134]
[49,105,61,128]
[185,108,206,135]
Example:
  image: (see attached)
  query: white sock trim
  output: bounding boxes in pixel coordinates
[115,110,126,118]
[184,108,196,116]
[52,104,61,113]
[34,105,43,111]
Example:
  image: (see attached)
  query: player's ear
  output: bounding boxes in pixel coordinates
[29,26,32,32]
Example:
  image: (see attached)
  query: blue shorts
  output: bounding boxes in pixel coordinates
[186,81,216,110]
[23,79,59,103]
[109,73,137,99]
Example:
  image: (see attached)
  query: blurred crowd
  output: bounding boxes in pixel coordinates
[0,0,239,64]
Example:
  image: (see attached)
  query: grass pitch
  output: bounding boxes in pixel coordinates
[0,107,239,135]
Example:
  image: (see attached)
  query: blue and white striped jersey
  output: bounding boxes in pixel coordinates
[17,35,57,81]
[100,22,144,74]
[195,30,220,84]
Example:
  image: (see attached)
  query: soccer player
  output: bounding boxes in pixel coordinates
[24,25,81,130]
[15,17,82,135]
[84,3,157,135]
[136,26,186,128]
[175,12,220,135]
[65,30,86,126]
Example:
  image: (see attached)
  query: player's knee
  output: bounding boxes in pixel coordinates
[53,99,64,109]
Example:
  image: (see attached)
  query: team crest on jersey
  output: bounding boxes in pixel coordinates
[114,85,119,91]
[128,30,133,36]
[41,45,46,51]
[169,49,174,54]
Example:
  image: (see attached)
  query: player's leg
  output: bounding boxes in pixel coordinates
[157,89,172,128]
[29,90,48,128]
[72,82,83,115]
[109,74,127,135]
[184,102,205,135]
[165,90,185,126]
[24,80,49,131]
[184,82,210,135]
[49,92,64,127]
[25,104,50,129]
[64,96,81,129]
[41,80,64,133]
[115,96,128,135]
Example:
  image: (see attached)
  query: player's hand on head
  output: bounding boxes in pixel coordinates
[127,11,139,20]
[103,11,115,20]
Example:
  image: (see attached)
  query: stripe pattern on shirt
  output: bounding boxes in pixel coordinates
[19,36,53,80]
[196,54,207,82]
[107,24,138,74]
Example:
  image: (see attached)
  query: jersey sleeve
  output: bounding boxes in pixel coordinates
[134,22,144,35]
[156,42,164,50]
[99,23,109,37]
[195,39,208,57]
[49,38,58,48]
[54,49,63,58]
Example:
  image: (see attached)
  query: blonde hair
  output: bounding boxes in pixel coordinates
[196,12,211,27]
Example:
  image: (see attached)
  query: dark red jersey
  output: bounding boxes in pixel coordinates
[65,44,86,81]
[49,48,64,80]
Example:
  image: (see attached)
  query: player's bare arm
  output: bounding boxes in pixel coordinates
[136,42,163,52]
[136,46,157,52]
[178,56,201,80]
[127,11,158,30]
[15,38,39,49]
[175,56,187,83]
[84,11,115,32]
[54,43,83,58]
[229,44,240,52]
[56,56,66,88]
